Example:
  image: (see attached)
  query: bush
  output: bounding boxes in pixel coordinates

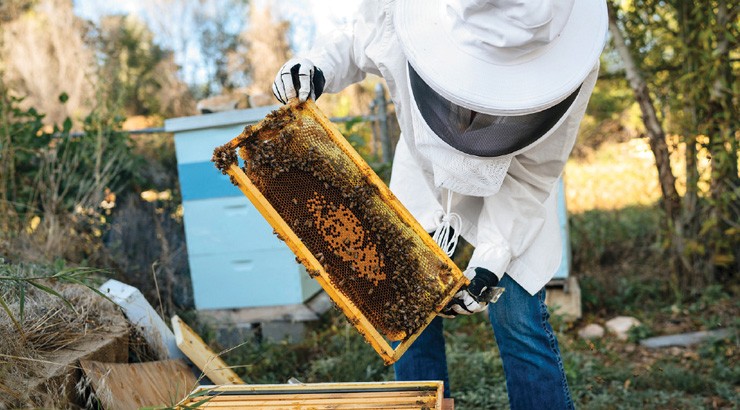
[0,87,136,263]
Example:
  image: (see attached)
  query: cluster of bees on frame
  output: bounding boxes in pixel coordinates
[215,105,457,340]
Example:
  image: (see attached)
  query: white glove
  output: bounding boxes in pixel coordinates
[439,267,504,318]
[272,58,326,104]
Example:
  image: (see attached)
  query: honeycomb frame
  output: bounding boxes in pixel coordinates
[213,99,468,364]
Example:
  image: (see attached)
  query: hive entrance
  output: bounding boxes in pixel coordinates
[213,100,467,363]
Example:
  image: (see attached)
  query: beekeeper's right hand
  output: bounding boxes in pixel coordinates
[272,58,326,104]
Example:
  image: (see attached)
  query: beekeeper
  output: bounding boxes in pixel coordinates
[272,0,607,408]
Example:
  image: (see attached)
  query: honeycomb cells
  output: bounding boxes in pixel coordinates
[237,106,457,341]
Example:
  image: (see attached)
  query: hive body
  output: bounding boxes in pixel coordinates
[213,100,467,363]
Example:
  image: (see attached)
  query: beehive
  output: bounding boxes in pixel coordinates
[212,100,468,364]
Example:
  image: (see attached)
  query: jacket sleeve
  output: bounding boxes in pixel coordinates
[304,0,387,93]
[467,64,600,280]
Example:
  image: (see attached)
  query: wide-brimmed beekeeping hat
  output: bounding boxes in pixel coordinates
[394,0,608,116]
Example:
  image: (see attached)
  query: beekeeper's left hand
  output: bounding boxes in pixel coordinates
[272,57,326,104]
[439,267,503,318]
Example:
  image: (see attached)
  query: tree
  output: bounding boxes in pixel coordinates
[95,15,195,117]
[244,4,290,97]
[608,0,739,291]
[0,0,36,23]
[0,0,96,125]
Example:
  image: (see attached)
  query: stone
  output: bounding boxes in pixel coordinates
[640,329,732,349]
[605,316,641,340]
[578,323,605,340]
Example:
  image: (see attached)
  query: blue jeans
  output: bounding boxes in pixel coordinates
[393,274,574,409]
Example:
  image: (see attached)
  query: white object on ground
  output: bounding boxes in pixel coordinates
[640,329,732,349]
[578,323,605,340]
[100,279,185,360]
[605,316,642,341]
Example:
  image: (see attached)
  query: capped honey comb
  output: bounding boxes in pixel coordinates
[212,100,468,364]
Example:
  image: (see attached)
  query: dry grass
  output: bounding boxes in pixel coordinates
[566,138,662,213]
[565,136,715,214]
[0,283,121,407]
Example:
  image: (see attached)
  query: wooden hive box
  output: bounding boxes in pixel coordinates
[212,100,468,364]
[178,381,447,409]
[165,106,322,311]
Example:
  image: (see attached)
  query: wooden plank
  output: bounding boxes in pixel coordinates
[191,380,441,393]
[172,315,244,385]
[191,390,432,401]
[196,402,435,409]
[79,359,197,410]
[196,396,437,406]
[188,402,439,410]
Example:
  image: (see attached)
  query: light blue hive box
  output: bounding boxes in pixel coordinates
[165,107,322,320]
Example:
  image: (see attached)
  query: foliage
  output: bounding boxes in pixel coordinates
[609,0,740,288]
[338,116,393,183]
[569,205,663,271]
[0,81,137,264]
[94,15,194,117]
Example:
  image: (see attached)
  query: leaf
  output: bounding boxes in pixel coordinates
[64,276,114,304]
[0,294,23,337]
[182,396,214,409]
[712,253,735,267]
[19,285,25,324]
[62,117,73,134]
[187,388,214,398]
[58,92,69,103]
[27,281,77,313]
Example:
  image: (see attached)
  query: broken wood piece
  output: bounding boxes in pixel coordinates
[172,315,244,385]
[79,359,197,410]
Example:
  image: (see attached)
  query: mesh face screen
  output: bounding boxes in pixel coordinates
[408,63,581,157]
[220,106,459,341]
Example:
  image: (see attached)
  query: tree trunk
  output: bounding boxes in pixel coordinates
[705,0,739,279]
[607,8,681,223]
[676,0,705,282]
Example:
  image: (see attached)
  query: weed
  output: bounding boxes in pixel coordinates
[627,324,653,343]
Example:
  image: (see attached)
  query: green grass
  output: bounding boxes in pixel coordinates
[210,290,737,410]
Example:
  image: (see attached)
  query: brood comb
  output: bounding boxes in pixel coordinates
[212,100,468,364]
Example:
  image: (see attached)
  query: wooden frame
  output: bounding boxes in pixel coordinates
[178,381,444,409]
[172,315,244,385]
[218,100,468,364]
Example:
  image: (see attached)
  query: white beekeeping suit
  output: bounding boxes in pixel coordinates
[273,2,608,406]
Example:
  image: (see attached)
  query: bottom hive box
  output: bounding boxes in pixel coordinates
[178,381,450,409]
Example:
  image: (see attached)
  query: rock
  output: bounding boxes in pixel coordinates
[605,316,641,340]
[578,323,605,340]
[640,329,732,349]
